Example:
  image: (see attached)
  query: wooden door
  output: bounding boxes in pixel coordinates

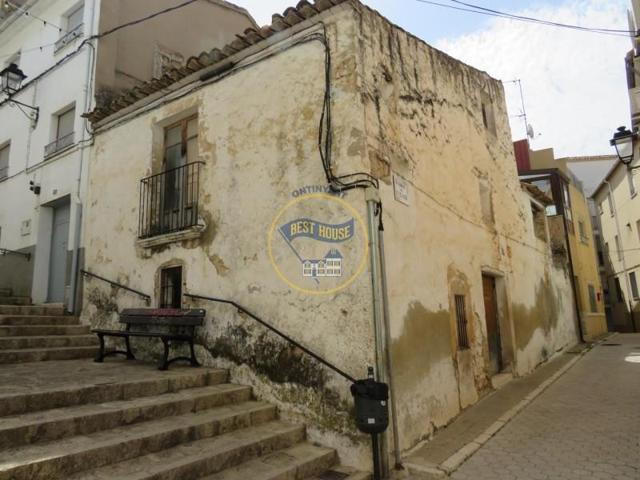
[482,274,502,375]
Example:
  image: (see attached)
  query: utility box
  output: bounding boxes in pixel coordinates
[351,378,389,435]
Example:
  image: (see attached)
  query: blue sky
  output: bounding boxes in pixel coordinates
[236,0,632,157]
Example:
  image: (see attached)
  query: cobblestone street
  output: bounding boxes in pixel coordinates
[452,334,640,480]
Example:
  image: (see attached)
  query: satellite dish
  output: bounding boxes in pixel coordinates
[526,124,535,139]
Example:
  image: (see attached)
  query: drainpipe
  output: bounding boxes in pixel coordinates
[365,187,389,478]
[605,180,636,332]
[68,0,97,314]
[376,204,402,470]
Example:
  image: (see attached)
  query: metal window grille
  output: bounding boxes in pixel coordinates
[138,161,203,238]
[455,294,470,349]
[160,266,182,309]
[44,132,75,158]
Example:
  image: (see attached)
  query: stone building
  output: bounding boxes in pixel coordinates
[82,0,580,470]
[515,141,609,340]
[0,0,255,308]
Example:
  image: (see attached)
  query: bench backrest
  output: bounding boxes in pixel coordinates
[120,308,205,327]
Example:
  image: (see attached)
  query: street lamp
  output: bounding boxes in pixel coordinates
[610,126,637,166]
[0,63,26,95]
[0,63,39,125]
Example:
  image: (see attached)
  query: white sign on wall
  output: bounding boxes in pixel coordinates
[393,173,410,206]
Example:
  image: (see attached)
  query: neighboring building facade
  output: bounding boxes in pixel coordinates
[515,141,608,340]
[590,0,640,332]
[592,160,640,332]
[563,156,617,328]
[82,0,580,469]
[0,0,255,308]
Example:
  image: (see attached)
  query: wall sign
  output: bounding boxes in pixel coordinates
[393,173,410,206]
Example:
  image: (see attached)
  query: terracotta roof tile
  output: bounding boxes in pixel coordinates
[85,0,349,124]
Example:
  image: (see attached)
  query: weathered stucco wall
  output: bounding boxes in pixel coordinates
[83,2,580,470]
[83,7,375,468]
[355,4,579,452]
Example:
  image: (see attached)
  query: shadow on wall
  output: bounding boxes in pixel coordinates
[0,248,35,298]
[602,250,637,333]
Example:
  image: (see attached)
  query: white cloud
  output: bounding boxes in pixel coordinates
[435,0,631,157]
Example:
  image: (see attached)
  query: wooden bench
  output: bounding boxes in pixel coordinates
[92,308,205,370]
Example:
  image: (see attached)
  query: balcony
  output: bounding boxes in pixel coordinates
[138,162,204,240]
[44,132,74,158]
[54,23,84,52]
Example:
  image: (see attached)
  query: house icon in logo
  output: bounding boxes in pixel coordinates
[302,249,343,278]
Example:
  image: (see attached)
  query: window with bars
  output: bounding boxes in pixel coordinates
[454,294,470,349]
[160,266,182,309]
[0,143,9,180]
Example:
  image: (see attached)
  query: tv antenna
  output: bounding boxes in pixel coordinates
[506,79,536,139]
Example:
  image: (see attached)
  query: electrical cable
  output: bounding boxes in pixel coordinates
[411,0,633,37]
[5,0,65,32]
[447,0,634,35]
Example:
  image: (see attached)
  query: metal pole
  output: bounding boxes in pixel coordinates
[606,180,637,332]
[365,187,389,478]
[377,208,402,470]
[371,434,381,480]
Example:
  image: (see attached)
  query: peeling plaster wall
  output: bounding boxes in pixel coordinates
[83,2,579,470]
[355,5,579,452]
[83,8,375,469]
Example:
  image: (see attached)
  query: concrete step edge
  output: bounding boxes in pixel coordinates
[0,346,99,365]
[0,335,98,350]
[0,383,252,449]
[0,401,278,480]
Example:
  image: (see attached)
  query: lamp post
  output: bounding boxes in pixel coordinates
[0,63,39,125]
[610,126,637,168]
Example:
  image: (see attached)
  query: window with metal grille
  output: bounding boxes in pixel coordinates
[454,294,470,349]
[160,266,182,309]
[588,284,597,313]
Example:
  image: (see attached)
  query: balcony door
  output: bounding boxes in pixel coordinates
[161,116,198,233]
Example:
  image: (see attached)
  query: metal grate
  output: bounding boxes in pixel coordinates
[160,266,182,309]
[139,161,203,239]
[455,294,470,349]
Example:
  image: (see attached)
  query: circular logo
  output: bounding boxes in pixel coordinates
[268,193,369,295]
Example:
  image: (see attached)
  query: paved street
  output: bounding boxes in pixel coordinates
[452,334,640,480]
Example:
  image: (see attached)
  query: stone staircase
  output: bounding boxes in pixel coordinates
[0,303,99,364]
[0,360,368,480]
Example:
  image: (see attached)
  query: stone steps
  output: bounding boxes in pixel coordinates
[199,442,337,480]
[0,334,98,349]
[67,421,307,480]
[0,324,91,336]
[0,383,252,449]
[0,345,100,364]
[0,305,64,316]
[0,315,80,325]
[0,365,228,416]
[0,350,364,480]
[0,401,279,479]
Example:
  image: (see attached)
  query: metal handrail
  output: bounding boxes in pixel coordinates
[140,160,205,181]
[184,292,356,383]
[0,248,31,261]
[81,269,151,304]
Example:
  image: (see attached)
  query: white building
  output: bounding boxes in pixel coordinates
[0,0,255,309]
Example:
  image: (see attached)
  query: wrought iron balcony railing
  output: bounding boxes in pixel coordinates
[44,132,75,158]
[138,161,204,239]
